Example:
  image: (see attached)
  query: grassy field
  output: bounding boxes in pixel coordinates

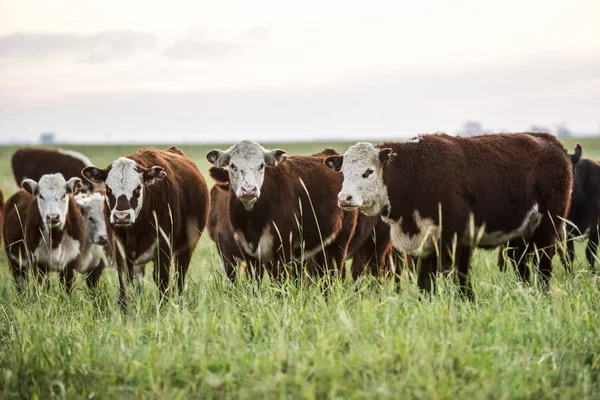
[0,137,599,399]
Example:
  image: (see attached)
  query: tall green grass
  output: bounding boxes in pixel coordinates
[0,141,599,399]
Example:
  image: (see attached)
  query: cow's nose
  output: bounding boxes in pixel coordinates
[241,185,257,197]
[113,211,131,224]
[97,235,108,245]
[338,194,356,208]
[46,214,60,224]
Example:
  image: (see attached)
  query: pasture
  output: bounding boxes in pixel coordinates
[0,138,599,399]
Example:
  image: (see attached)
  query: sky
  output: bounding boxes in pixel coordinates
[0,0,599,144]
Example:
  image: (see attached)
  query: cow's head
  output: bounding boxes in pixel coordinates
[22,173,81,229]
[325,142,395,216]
[76,192,109,246]
[206,141,286,210]
[82,158,166,227]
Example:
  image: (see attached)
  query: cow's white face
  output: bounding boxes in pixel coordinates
[76,193,108,245]
[206,140,287,211]
[325,142,395,216]
[22,174,81,230]
[82,157,165,227]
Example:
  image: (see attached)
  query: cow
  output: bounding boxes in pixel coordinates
[206,141,357,280]
[82,146,209,307]
[75,192,111,288]
[325,133,572,297]
[559,144,600,272]
[3,174,85,292]
[207,166,244,282]
[12,147,96,194]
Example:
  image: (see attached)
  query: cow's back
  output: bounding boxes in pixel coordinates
[383,133,571,237]
[128,148,209,247]
[11,148,93,192]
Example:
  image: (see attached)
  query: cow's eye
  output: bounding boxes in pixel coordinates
[88,217,95,224]
[258,163,264,170]
[39,194,45,200]
[133,187,141,196]
[230,164,238,172]
[362,168,374,178]
[105,188,112,196]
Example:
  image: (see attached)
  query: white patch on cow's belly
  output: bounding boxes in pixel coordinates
[78,244,105,274]
[34,232,81,271]
[462,204,542,246]
[382,211,441,257]
[235,226,274,262]
[297,232,338,260]
[134,242,157,265]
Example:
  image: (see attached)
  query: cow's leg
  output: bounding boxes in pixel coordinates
[417,255,437,293]
[8,250,28,293]
[60,262,76,294]
[175,249,191,295]
[558,233,574,275]
[567,235,576,271]
[35,264,50,291]
[507,239,532,283]
[497,246,507,272]
[530,217,559,291]
[350,247,369,280]
[115,249,128,309]
[221,255,238,283]
[586,231,599,272]
[456,246,474,300]
[153,248,172,299]
[86,262,105,289]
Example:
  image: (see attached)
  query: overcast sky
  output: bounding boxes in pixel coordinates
[0,0,599,143]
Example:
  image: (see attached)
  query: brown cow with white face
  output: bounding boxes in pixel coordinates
[326,133,572,297]
[4,173,85,292]
[82,147,209,307]
[206,141,357,279]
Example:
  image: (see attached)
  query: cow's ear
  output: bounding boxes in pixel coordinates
[22,179,38,196]
[264,149,287,166]
[324,155,343,172]
[66,177,82,194]
[571,144,582,165]
[378,148,396,165]
[206,150,230,167]
[143,166,166,185]
[82,166,108,184]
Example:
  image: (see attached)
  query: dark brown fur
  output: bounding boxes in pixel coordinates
[379,132,572,296]
[346,214,393,278]
[87,147,209,306]
[223,152,357,279]
[559,144,600,272]
[0,189,4,244]
[11,148,95,193]
[3,190,85,292]
[207,169,245,281]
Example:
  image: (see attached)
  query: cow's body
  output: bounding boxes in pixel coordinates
[4,174,85,292]
[207,142,357,279]
[12,148,95,193]
[327,133,572,296]
[83,147,209,306]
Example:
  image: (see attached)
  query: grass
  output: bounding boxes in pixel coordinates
[0,139,600,399]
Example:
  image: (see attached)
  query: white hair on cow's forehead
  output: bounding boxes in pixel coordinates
[105,157,142,194]
[227,140,268,160]
[38,173,69,196]
[343,142,380,164]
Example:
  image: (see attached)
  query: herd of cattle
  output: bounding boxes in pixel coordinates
[1,132,598,306]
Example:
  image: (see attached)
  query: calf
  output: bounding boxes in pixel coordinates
[82,146,209,306]
[560,144,600,272]
[207,167,244,282]
[4,174,85,292]
[325,133,572,296]
[12,147,96,194]
[206,141,357,279]
[75,192,111,288]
